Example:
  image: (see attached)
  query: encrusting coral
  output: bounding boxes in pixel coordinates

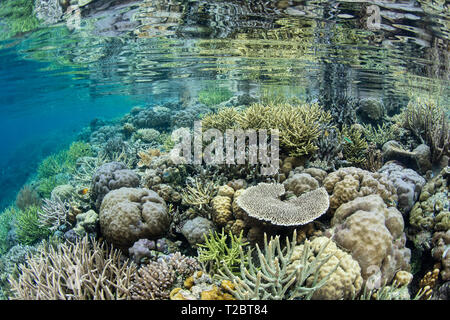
[236,183,329,226]
[8,236,136,300]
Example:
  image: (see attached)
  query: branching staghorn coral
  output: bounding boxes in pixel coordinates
[399,98,450,163]
[181,178,218,218]
[38,197,70,232]
[201,107,241,132]
[363,123,398,148]
[340,124,369,167]
[197,229,249,276]
[218,231,336,300]
[9,236,136,300]
[201,102,332,157]
[239,102,333,157]
[72,154,109,186]
[131,252,201,300]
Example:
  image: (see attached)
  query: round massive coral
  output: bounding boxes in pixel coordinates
[99,187,169,248]
[288,236,363,300]
[91,162,140,209]
[331,195,410,286]
[236,183,329,226]
[323,167,397,213]
[378,161,426,214]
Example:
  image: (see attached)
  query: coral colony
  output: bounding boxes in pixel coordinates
[0,0,449,303]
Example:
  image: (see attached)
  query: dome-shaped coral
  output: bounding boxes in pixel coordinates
[99,187,169,248]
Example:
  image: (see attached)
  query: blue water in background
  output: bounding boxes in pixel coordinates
[0,45,144,210]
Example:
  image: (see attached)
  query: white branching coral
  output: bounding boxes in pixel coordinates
[236,183,329,226]
[9,236,136,300]
[38,197,70,231]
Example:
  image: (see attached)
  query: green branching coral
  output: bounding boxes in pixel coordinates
[36,141,93,197]
[218,231,336,300]
[181,178,217,218]
[399,97,450,163]
[201,107,241,132]
[340,125,369,167]
[363,123,397,148]
[197,229,249,276]
[14,206,51,246]
[202,102,332,157]
[64,141,92,170]
[0,207,16,254]
[198,87,233,107]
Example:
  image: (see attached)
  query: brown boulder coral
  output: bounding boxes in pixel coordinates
[323,167,397,213]
[288,236,363,300]
[331,195,410,287]
[99,187,170,249]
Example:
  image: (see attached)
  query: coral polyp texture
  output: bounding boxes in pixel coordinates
[331,195,411,286]
[323,167,397,213]
[99,187,170,248]
[236,183,329,226]
[91,162,140,209]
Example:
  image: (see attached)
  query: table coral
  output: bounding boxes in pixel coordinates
[236,183,329,226]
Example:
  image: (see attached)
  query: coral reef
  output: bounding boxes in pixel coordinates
[323,167,397,213]
[99,187,170,249]
[331,195,411,286]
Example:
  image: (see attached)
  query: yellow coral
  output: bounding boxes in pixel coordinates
[211,195,233,226]
[288,236,363,300]
[200,285,236,300]
[394,271,413,287]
